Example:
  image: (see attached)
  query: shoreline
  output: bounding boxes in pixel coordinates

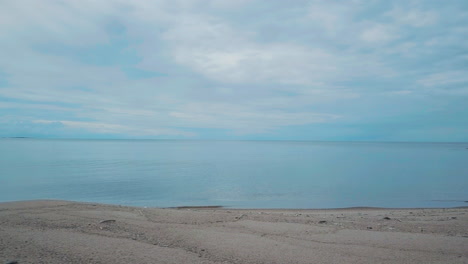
[1,200,467,263]
[2,199,466,211]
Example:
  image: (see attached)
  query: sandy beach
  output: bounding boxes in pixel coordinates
[1,200,467,264]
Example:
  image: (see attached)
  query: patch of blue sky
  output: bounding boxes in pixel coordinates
[274,90,300,97]
[181,127,239,140]
[0,72,9,88]
[68,86,94,92]
[1,108,68,122]
[31,30,166,80]
[0,120,119,139]
[33,38,140,67]
[122,67,166,80]
[0,96,81,109]
[105,19,127,36]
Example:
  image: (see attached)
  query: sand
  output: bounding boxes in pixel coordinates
[1,200,467,264]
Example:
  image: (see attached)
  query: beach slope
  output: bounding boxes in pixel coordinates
[1,200,467,263]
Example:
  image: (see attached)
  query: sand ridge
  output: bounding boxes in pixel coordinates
[1,200,467,264]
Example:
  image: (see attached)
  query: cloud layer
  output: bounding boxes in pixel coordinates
[0,0,467,141]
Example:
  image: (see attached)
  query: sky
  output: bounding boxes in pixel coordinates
[0,0,467,141]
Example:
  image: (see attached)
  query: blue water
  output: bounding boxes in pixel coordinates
[0,139,467,208]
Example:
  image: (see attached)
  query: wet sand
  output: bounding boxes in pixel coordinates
[1,200,467,264]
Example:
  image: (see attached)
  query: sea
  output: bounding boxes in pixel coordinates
[0,139,467,209]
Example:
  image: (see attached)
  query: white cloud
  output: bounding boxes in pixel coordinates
[360,24,399,44]
[0,0,117,47]
[307,0,359,35]
[0,102,74,112]
[34,120,194,137]
[171,43,336,85]
[388,8,438,28]
[416,71,468,95]
[169,102,340,134]
[418,71,468,87]
[162,13,388,85]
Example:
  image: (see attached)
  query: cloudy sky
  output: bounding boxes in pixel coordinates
[0,0,467,141]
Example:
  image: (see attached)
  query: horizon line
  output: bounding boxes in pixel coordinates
[2,137,467,144]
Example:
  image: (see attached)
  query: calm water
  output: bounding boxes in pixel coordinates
[1,139,467,208]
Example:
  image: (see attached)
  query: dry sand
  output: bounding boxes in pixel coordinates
[1,200,467,264]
